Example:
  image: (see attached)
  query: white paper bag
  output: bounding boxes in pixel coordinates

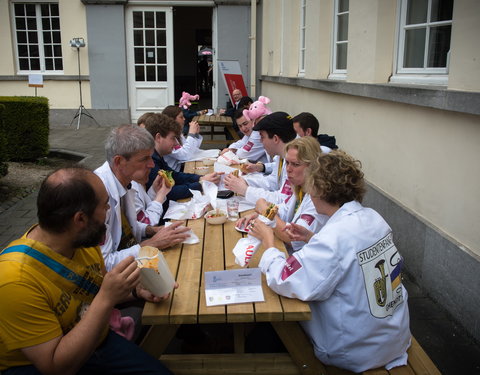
[232,215,276,267]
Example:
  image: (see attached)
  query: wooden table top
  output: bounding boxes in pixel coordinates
[142,161,311,326]
[193,114,233,126]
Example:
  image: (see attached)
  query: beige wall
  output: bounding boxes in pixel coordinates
[0,0,90,108]
[0,1,15,75]
[448,0,480,91]
[348,0,396,83]
[304,0,332,80]
[0,81,91,108]
[262,82,480,257]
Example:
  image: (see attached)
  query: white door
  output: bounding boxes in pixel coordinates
[126,6,174,122]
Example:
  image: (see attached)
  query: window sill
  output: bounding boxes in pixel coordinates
[390,74,448,86]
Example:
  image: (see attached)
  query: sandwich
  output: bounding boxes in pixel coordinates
[240,164,249,174]
[231,169,239,177]
[263,203,278,220]
[158,169,175,188]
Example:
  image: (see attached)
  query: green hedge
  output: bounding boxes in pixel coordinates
[0,96,49,161]
[0,103,8,177]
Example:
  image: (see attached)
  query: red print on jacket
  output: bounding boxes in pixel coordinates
[281,256,302,281]
[242,141,254,151]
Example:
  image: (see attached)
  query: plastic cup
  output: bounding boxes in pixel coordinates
[227,198,240,221]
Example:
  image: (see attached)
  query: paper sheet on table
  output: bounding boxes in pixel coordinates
[204,268,264,306]
[187,149,220,162]
[164,221,199,244]
[163,181,218,219]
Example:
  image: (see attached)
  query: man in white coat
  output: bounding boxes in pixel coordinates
[219,109,268,164]
[248,150,411,373]
[224,112,297,204]
[94,125,189,271]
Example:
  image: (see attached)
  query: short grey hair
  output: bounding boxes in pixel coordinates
[105,124,154,165]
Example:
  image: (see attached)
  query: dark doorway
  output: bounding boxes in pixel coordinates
[172,7,212,109]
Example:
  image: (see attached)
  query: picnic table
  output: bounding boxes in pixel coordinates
[140,161,325,375]
[193,114,240,145]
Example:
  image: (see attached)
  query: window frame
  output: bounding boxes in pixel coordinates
[11,1,64,75]
[330,0,348,80]
[298,0,306,76]
[391,0,452,85]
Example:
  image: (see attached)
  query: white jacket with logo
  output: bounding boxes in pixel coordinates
[259,201,411,372]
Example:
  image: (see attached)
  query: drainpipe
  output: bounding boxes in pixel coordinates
[250,0,256,98]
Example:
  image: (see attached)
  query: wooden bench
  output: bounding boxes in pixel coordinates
[157,335,440,375]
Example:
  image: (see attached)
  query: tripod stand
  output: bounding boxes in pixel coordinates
[70,44,100,130]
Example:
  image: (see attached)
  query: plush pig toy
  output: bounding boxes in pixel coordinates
[242,96,272,122]
[179,91,200,109]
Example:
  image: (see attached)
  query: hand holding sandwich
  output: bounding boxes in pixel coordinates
[151,174,172,203]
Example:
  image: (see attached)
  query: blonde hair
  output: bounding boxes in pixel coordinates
[305,150,366,205]
[285,136,321,165]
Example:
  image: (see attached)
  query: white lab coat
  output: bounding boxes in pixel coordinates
[278,193,328,252]
[95,162,142,271]
[244,156,292,204]
[235,130,267,163]
[131,181,164,228]
[164,134,203,171]
[259,201,411,372]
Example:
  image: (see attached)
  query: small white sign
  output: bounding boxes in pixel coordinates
[28,74,43,87]
[205,268,264,306]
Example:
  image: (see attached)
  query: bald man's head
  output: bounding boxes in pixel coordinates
[37,167,102,233]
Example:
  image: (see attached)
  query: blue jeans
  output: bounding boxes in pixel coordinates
[4,330,172,375]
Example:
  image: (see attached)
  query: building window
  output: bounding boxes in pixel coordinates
[13,3,63,73]
[331,0,349,77]
[393,0,453,84]
[132,10,168,82]
[298,0,306,75]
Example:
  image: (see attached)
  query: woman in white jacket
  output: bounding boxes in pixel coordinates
[248,150,411,373]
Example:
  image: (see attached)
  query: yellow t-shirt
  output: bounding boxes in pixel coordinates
[0,236,109,371]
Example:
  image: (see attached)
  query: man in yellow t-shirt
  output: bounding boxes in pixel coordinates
[0,167,173,374]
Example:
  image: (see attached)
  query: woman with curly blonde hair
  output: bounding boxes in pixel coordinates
[249,150,411,373]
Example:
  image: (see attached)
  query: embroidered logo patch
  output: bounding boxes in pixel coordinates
[357,232,404,318]
[281,255,302,280]
[299,214,314,226]
[243,141,254,151]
